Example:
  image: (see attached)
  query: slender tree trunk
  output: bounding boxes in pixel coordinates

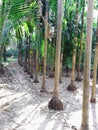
[80,0,94,129]
[0,1,5,74]
[76,0,85,82]
[0,46,4,75]
[49,66,54,78]
[30,50,34,78]
[33,0,42,82]
[48,46,55,78]
[18,51,21,65]
[18,41,22,65]
[27,36,30,74]
[33,48,39,83]
[90,44,98,103]
[38,0,43,17]
[24,40,28,72]
[76,38,82,81]
[0,46,3,75]
[59,53,63,83]
[66,65,69,77]
[3,46,6,62]
[90,17,98,103]
[40,1,48,92]
[67,47,77,91]
[67,0,79,91]
[48,0,63,111]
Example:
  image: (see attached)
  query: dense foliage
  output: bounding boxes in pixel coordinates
[0,0,98,68]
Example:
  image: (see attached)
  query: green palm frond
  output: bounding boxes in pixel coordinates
[0,0,39,39]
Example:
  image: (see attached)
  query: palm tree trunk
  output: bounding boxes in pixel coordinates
[67,0,79,91]
[30,50,34,78]
[48,0,63,111]
[33,48,39,83]
[81,0,94,129]
[27,36,30,74]
[76,0,85,82]
[49,66,54,78]
[18,46,20,65]
[3,46,6,62]
[0,46,3,75]
[40,1,48,92]
[76,38,82,81]
[59,53,63,83]
[18,40,22,66]
[90,17,98,103]
[67,47,77,91]
[38,0,43,17]
[24,40,28,72]
[90,44,98,103]
[0,1,5,74]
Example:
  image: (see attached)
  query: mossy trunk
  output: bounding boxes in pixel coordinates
[81,0,94,129]
[48,0,63,111]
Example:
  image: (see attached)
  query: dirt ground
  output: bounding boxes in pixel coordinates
[0,62,98,130]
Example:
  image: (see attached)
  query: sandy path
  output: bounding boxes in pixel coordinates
[0,62,98,130]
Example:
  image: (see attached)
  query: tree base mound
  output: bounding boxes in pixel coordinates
[75,76,82,82]
[80,124,89,130]
[59,80,62,83]
[40,88,48,93]
[0,64,5,75]
[66,74,69,77]
[48,96,63,110]
[27,71,30,75]
[19,63,23,67]
[30,75,33,78]
[24,69,27,73]
[90,72,93,79]
[90,97,96,103]
[33,79,39,83]
[48,73,54,78]
[67,82,77,91]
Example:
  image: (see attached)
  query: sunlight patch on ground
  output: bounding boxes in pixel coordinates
[67,110,82,129]
[67,104,98,130]
[0,87,11,96]
[45,120,59,130]
[14,104,38,124]
[0,88,27,111]
[39,101,48,108]
[89,104,98,130]
[0,62,98,130]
